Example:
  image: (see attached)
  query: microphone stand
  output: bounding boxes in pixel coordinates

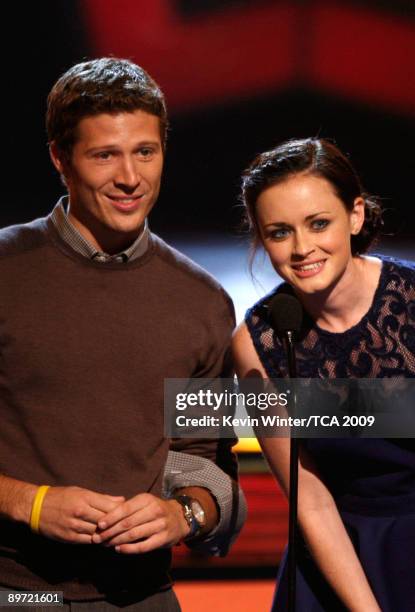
[283,330,299,612]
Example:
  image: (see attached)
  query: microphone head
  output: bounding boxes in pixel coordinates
[268,293,303,336]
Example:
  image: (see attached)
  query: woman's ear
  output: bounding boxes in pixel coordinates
[350,196,365,235]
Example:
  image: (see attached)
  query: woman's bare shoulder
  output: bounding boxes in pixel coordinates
[232,321,267,378]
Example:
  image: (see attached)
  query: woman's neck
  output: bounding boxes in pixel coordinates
[298,256,382,333]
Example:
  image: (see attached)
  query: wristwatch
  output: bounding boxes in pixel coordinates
[174,495,206,539]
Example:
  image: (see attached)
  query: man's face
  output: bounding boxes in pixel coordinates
[51,110,163,252]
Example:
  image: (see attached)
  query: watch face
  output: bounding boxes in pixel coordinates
[190,499,206,526]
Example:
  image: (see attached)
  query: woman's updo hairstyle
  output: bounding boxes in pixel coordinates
[241,138,383,255]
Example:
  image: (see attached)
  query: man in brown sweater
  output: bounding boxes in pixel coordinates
[0,58,242,609]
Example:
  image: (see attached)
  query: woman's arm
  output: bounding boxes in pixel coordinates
[232,323,381,612]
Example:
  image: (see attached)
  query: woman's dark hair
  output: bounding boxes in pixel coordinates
[241,137,383,255]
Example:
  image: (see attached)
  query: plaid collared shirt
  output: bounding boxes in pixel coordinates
[50,196,149,263]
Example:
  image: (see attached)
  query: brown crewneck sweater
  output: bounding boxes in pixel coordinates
[0,215,235,599]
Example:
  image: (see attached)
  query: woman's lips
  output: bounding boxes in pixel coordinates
[292,260,326,278]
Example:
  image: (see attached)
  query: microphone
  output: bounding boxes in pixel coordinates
[269,293,303,377]
[269,293,303,335]
[268,292,303,612]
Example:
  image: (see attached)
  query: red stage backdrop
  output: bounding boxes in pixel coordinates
[82,0,415,115]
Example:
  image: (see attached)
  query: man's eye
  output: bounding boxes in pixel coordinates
[311,219,329,230]
[95,152,112,160]
[138,148,154,158]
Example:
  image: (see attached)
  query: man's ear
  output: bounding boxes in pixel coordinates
[49,142,66,175]
[49,142,70,187]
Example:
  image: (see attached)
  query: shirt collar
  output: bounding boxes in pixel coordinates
[50,196,149,263]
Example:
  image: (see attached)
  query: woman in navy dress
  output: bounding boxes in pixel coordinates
[232,138,415,611]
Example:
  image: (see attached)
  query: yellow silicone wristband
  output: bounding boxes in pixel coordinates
[30,485,50,533]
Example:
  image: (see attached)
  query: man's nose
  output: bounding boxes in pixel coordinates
[114,157,141,190]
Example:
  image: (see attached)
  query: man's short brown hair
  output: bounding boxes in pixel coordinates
[46,57,168,156]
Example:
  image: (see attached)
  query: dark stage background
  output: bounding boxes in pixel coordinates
[6,0,415,244]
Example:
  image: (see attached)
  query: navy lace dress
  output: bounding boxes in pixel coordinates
[245,257,415,612]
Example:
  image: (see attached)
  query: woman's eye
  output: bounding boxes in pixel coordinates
[311,219,329,230]
[270,228,291,240]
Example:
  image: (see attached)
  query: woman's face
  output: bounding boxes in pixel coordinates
[255,174,364,298]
